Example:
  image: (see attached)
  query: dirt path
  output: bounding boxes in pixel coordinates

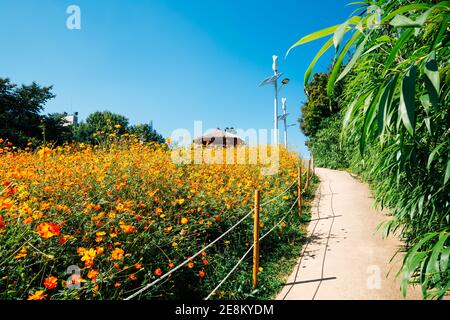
[277,167,422,300]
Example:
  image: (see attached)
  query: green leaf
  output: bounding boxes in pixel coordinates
[382,3,431,23]
[287,25,341,57]
[445,153,450,185]
[426,233,449,283]
[377,75,398,137]
[389,9,432,28]
[399,65,417,136]
[423,51,440,109]
[333,21,349,52]
[286,16,361,57]
[360,87,382,154]
[327,31,362,96]
[389,15,417,28]
[303,37,334,85]
[440,247,450,275]
[384,29,414,74]
[343,92,368,129]
[427,142,445,170]
[336,36,368,83]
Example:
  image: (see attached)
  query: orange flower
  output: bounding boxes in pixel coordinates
[129,274,137,280]
[0,215,6,230]
[135,263,142,270]
[87,269,99,281]
[14,247,27,260]
[168,261,175,268]
[81,248,97,267]
[43,186,53,192]
[22,217,33,225]
[199,270,206,278]
[181,217,188,225]
[43,276,58,290]
[120,224,136,233]
[114,282,121,287]
[96,246,105,255]
[187,261,194,269]
[37,222,61,239]
[111,248,124,260]
[27,290,47,300]
[154,268,163,277]
[203,259,209,266]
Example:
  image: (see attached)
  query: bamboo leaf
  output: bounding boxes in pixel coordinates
[389,9,432,28]
[427,141,445,170]
[399,65,417,136]
[303,37,334,85]
[287,25,341,57]
[382,3,431,23]
[423,51,440,109]
[333,21,349,52]
[384,29,414,74]
[445,153,450,185]
[360,87,382,154]
[336,36,368,83]
[377,75,398,137]
[426,233,449,283]
[440,247,450,275]
[327,31,362,96]
[287,16,360,57]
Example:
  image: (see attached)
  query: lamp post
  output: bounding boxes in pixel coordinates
[281,97,288,148]
[258,55,289,146]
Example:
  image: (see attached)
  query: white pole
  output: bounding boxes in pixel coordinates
[272,55,279,146]
[274,81,278,146]
[282,98,288,148]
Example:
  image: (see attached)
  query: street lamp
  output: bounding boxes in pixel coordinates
[280,97,289,148]
[258,55,289,146]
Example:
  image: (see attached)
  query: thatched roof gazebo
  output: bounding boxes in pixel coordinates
[193,128,245,147]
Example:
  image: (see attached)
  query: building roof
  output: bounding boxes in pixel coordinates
[193,129,245,146]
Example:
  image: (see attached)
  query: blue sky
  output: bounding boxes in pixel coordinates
[0,0,354,157]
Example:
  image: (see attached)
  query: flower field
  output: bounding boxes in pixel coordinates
[0,137,313,300]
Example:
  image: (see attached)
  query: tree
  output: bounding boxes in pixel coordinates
[42,113,74,144]
[0,78,55,146]
[129,123,165,144]
[72,111,129,143]
[299,73,344,138]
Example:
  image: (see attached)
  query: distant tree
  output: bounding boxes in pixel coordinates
[298,73,344,138]
[72,111,129,143]
[42,113,74,144]
[129,123,165,144]
[0,78,55,146]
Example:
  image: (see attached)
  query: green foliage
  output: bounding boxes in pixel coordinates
[42,113,74,144]
[129,123,165,144]
[0,78,55,147]
[308,114,350,169]
[299,73,344,138]
[72,112,165,145]
[288,0,450,298]
[72,111,129,143]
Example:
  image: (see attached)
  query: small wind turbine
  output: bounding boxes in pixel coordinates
[258,55,290,146]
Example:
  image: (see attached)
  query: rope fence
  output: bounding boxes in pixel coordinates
[124,158,315,300]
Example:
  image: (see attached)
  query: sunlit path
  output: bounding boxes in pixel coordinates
[277,168,422,300]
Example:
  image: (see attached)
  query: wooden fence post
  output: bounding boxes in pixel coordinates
[305,159,311,190]
[298,166,302,218]
[252,190,261,289]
